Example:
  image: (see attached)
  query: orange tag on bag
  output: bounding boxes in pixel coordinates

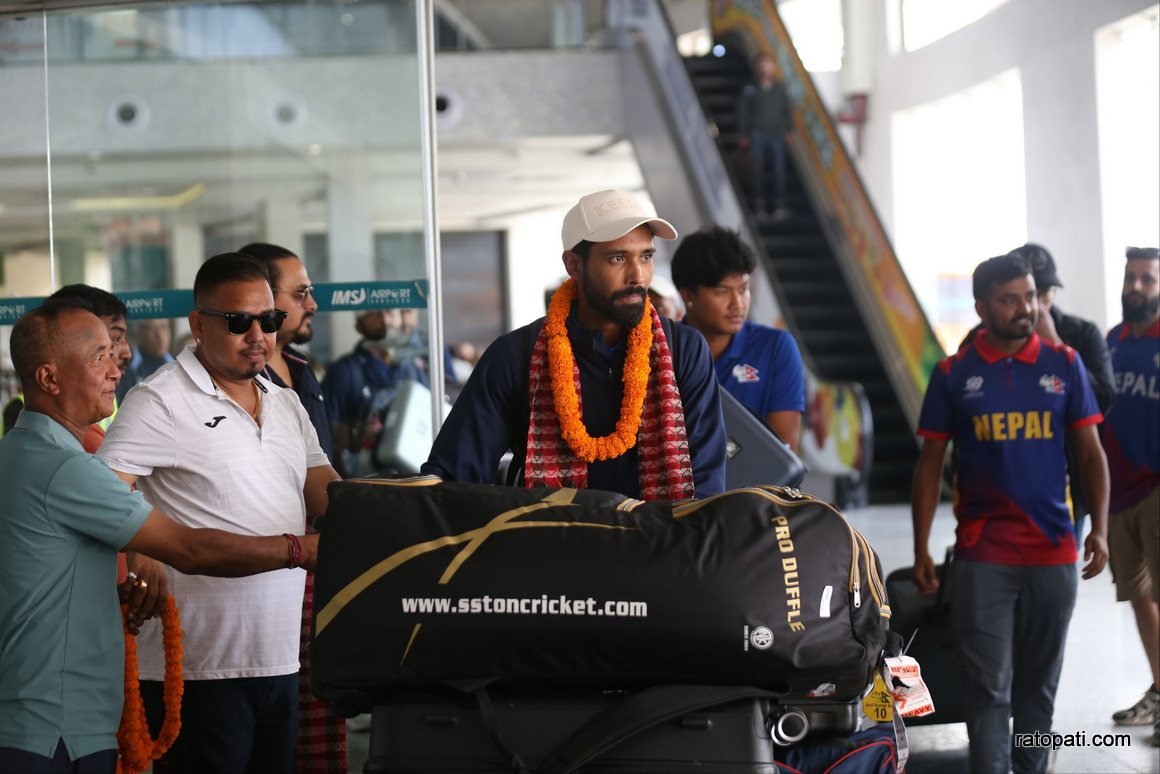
[885,655,936,717]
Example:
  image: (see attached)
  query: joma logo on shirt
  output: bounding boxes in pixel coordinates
[972,411,1054,441]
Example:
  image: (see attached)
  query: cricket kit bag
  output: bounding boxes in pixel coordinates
[311,479,895,770]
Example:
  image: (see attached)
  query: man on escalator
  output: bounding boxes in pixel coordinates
[737,51,794,219]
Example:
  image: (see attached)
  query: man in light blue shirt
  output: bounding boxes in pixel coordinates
[0,299,322,773]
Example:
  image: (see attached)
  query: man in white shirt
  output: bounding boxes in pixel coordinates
[99,252,341,773]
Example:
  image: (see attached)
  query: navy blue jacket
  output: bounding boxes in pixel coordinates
[423,313,727,499]
[264,346,334,462]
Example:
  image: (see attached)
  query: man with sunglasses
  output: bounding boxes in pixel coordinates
[99,252,341,774]
[240,242,345,774]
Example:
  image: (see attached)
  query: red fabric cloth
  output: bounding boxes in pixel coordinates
[524,305,695,501]
[296,570,348,772]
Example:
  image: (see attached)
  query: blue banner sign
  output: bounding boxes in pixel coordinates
[315,280,428,312]
[0,298,39,326]
[119,289,196,320]
[0,280,428,324]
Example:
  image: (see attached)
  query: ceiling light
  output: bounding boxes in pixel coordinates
[70,182,206,212]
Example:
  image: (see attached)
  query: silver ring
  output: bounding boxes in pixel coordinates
[126,571,139,582]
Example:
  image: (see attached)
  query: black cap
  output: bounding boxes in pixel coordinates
[1126,246,1159,261]
[1012,242,1062,289]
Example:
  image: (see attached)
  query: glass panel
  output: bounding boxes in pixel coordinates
[31,0,425,372]
[1,1,435,473]
[0,11,50,415]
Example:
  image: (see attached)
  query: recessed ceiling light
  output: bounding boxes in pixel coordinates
[71,183,206,212]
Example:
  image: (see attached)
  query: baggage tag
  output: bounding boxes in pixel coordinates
[884,654,936,718]
[861,671,894,723]
[893,708,910,773]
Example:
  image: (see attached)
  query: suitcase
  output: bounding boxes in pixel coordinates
[362,687,781,773]
[883,551,965,726]
[374,378,433,475]
[720,389,808,489]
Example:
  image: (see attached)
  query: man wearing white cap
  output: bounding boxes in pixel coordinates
[423,189,726,500]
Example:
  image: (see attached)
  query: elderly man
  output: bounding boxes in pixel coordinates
[98,253,340,773]
[0,299,318,773]
[423,188,726,500]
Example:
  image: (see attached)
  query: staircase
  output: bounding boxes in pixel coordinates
[684,53,918,504]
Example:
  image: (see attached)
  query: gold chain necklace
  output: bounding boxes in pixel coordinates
[211,378,261,422]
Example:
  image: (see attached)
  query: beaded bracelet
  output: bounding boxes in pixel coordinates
[283,533,302,570]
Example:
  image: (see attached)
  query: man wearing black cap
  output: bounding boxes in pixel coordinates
[962,243,1115,546]
[423,188,727,500]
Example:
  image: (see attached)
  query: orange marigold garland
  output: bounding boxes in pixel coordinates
[117,597,183,774]
[545,278,653,462]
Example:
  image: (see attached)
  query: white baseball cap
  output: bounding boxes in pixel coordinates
[561,189,678,251]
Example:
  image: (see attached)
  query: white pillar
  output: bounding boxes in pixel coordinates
[325,155,375,358]
[260,198,305,259]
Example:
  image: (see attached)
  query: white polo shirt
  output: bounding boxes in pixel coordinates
[99,346,329,681]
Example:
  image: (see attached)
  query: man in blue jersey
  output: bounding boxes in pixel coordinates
[671,226,804,451]
[1103,246,1160,746]
[911,252,1109,774]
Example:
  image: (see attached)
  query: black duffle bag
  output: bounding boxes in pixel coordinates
[311,478,892,715]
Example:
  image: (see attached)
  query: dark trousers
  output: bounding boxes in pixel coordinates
[142,674,298,774]
[0,741,116,774]
[951,561,1077,774]
[749,128,788,207]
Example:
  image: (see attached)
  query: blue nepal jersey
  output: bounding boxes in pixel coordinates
[918,333,1102,565]
[1104,318,1160,511]
[713,321,805,419]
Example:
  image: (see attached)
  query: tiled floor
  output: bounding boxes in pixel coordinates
[346,502,1160,773]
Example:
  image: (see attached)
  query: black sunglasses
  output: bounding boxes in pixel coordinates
[198,309,287,335]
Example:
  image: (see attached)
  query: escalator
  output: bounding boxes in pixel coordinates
[683,53,919,504]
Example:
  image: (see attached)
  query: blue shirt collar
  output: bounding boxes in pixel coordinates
[13,410,83,451]
[564,305,626,363]
[720,320,751,364]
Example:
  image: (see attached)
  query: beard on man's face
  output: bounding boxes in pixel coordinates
[581,271,647,328]
[985,308,1035,341]
[287,312,315,345]
[1123,293,1160,324]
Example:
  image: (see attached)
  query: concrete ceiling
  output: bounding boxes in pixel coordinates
[0,133,644,249]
